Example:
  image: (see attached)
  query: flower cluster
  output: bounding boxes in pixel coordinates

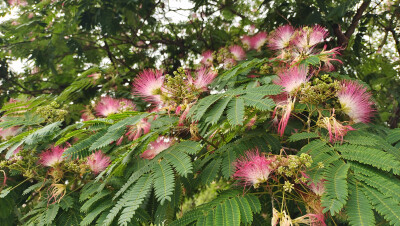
[141,136,174,159]
[233,149,275,188]
[95,96,136,117]
[233,150,326,225]
[268,24,339,69]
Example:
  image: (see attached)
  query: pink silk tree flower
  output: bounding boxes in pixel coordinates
[132,69,165,103]
[126,118,151,141]
[321,116,354,143]
[319,46,342,72]
[140,136,173,159]
[87,150,111,174]
[250,32,268,50]
[272,97,295,137]
[293,25,328,51]
[337,80,374,123]
[274,66,309,94]
[229,45,246,61]
[268,24,295,50]
[95,96,121,117]
[39,146,66,167]
[118,98,137,112]
[300,172,326,196]
[241,35,252,50]
[80,107,95,121]
[188,67,218,91]
[0,126,20,140]
[178,105,191,126]
[223,58,236,69]
[233,149,274,188]
[200,50,214,67]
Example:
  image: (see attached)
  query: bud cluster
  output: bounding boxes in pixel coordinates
[36,101,68,123]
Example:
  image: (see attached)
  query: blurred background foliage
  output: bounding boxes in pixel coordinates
[0,0,399,125]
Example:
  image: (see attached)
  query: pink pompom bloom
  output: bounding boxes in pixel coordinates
[132,69,165,103]
[95,96,121,117]
[188,67,218,91]
[233,149,274,188]
[201,50,214,66]
[87,150,111,174]
[8,0,27,6]
[241,35,252,49]
[242,32,268,50]
[95,97,136,117]
[293,25,328,50]
[119,98,136,111]
[223,58,236,69]
[126,119,151,141]
[251,32,268,50]
[200,50,214,67]
[229,45,246,61]
[80,107,95,121]
[0,126,20,140]
[268,25,295,50]
[337,80,374,123]
[39,146,66,167]
[274,66,309,93]
[321,116,354,143]
[140,136,173,159]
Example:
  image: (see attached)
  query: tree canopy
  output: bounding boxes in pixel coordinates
[0,0,400,225]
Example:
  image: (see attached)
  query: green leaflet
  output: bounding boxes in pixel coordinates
[226,97,245,126]
[241,94,275,111]
[204,96,233,125]
[152,160,175,205]
[63,129,107,158]
[170,191,259,226]
[321,160,350,215]
[201,158,222,185]
[363,185,400,226]
[289,132,319,142]
[346,182,375,226]
[335,144,400,175]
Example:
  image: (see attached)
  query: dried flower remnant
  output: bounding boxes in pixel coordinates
[337,80,374,123]
[87,150,111,174]
[233,149,274,188]
[39,146,66,167]
[140,136,173,159]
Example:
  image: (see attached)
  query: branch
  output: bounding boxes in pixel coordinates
[333,0,371,47]
[344,0,371,38]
